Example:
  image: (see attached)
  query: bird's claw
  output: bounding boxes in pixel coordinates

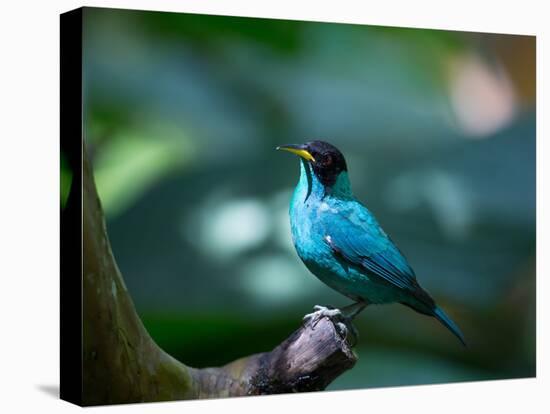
[303,305,342,329]
[302,305,359,346]
[335,321,349,339]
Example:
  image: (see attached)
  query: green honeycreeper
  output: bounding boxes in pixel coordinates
[277,140,466,346]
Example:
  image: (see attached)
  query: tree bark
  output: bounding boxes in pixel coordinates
[82,147,357,405]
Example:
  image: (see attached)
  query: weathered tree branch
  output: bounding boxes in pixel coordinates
[82,146,357,405]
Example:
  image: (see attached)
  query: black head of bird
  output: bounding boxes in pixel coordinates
[277,140,348,188]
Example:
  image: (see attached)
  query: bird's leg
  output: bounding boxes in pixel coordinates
[341,301,368,320]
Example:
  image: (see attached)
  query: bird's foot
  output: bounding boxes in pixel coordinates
[303,305,342,328]
[303,305,358,346]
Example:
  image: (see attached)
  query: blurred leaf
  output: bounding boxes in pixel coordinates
[93,121,195,217]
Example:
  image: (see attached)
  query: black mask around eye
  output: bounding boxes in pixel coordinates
[306,140,348,188]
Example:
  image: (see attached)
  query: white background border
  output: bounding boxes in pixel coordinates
[0,0,546,412]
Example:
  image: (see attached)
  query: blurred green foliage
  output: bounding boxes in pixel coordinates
[92,120,195,216]
[82,7,536,390]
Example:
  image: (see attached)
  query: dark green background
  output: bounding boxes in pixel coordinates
[72,7,536,390]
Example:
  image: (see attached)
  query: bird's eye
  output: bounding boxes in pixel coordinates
[324,155,333,166]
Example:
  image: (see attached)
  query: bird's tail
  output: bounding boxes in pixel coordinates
[433,306,466,347]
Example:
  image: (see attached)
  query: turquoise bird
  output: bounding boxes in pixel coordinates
[277,140,466,346]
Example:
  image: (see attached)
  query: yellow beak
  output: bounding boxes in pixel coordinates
[276,144,316,162]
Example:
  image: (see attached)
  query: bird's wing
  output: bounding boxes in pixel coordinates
[321,202,419,292]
